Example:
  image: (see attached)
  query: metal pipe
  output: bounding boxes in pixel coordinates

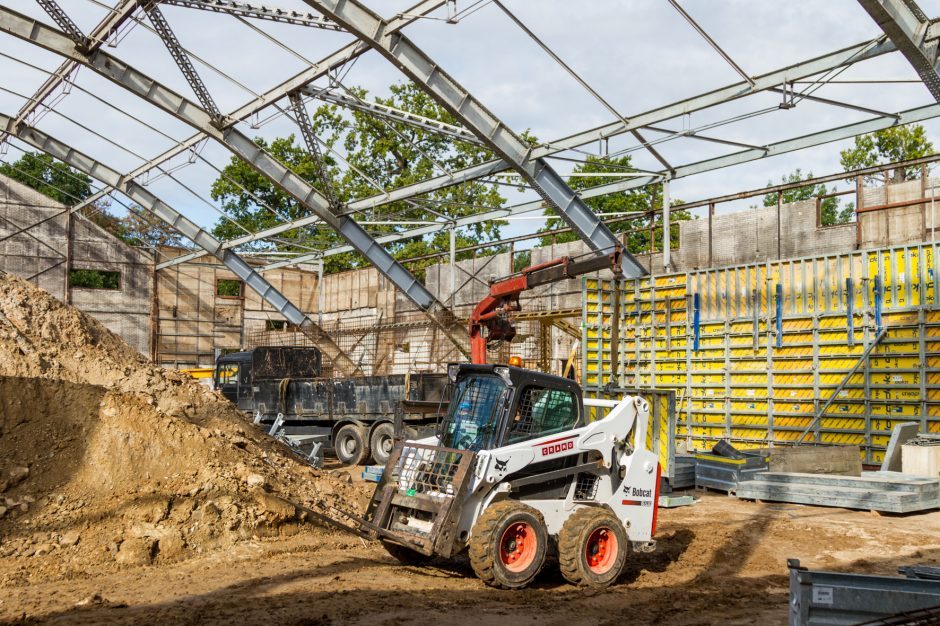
[797,328,887,444]
[663,179,671,271]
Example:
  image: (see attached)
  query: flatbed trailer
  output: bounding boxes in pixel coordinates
[213,347,448,465]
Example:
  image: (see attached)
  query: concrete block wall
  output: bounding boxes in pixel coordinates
[0,175,154,356]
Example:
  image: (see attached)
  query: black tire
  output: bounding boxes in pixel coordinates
[381,540,431,565]
[370,422,396,465]
[468,500,548,590]
[558,506,629,588]
[334,424,370,466]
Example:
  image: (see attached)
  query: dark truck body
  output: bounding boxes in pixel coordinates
[214,347,448,465]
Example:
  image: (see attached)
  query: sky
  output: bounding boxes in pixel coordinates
[2,0,940,253]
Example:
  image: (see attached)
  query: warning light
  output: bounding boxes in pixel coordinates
[508,356,523,367]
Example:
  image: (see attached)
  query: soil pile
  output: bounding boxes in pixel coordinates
[0,271,366,584]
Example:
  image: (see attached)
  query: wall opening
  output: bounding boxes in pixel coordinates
[216,278,243,298]
[69,269,121,290]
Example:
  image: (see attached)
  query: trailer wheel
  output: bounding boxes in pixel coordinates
[334,424,370,466]
[469,500,547,589]
[558,506,628,588]
[370,422,396,465]
[381,540,430,565]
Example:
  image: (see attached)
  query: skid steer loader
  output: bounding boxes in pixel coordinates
[362,362,660,589]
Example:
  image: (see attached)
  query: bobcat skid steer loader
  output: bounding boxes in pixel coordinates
[362,363,661,589]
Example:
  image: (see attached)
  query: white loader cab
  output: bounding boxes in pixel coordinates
[363,363,661,589]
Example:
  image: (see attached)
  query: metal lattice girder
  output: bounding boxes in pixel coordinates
[0,7,462,318]
[69,0,445,264]
[287,91,344,212]
[295,0,645,278]
[34,0,88,48]
[856,0,940,102]
[142,1,225,124]
[0,113,362,375]
[303,86,483,146]
[270,100,940,268]
[159,0,343,29]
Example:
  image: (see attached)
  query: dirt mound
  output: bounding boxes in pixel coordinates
[0,271,366,584]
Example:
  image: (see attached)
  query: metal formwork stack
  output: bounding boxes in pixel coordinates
[583,242,940,464]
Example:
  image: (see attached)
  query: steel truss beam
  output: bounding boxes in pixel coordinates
[2,0,140,144]
[70,0,444,262]
[142,1,224,123]
[0,113,361,375]
[269,100,940,268]
[159,0,343,30]
[295,0,645,278]
[856,0,940,102]
[0,4,468,354]
[303,86,483,146]
[35,0,88,48]
[169,34,912,269]
[288,91,344,212]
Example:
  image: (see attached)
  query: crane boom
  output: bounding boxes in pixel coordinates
[468,251,623,364]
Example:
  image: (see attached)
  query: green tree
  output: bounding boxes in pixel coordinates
[536,155,691,254]
[839,124,934,183]
[118,209,186,248]
[0,151,93,206]
[762,168,854,226]
[211,83,505,274]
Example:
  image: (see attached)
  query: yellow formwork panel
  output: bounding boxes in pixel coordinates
[582,243,940,463]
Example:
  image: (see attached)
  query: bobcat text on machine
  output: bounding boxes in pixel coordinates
[362,362,661,589]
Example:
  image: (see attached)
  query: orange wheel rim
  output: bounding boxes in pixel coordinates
[499,521,537,573]
[585,526,618,575]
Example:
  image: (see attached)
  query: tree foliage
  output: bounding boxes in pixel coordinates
[210,83,506,275]
[840,124,934,183]
[761,168,854,226]
[0,152,93,206]
[536,155,691,254]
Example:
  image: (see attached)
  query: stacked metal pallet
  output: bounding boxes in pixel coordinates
[736,471,940,513]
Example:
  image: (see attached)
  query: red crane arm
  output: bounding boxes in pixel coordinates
[468,251,622,364]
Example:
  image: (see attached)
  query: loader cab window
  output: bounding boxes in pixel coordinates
[505,386,578,445]
[440,375,507,451]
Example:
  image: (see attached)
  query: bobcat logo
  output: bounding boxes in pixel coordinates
[494,458,509,473]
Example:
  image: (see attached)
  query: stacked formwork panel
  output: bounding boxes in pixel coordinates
[584,242,940,464]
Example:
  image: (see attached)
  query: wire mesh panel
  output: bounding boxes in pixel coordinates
[366,441,476,557]
[505,386,579,444]
[574,472,599,501]
[395,445,471,498]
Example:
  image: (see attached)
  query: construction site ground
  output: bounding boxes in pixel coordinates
[3,468,940,626]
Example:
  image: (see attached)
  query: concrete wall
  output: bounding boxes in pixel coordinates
[0,175,154,355]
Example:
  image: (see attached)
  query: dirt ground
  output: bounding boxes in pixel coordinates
[3,473,940,626]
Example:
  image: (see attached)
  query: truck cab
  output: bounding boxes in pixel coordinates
[214,351,254,411]
[214,347,323,413]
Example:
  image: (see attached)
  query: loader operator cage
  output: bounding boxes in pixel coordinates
[438,374,507,452]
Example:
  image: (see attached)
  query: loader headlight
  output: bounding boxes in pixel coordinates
[493,366,512,385]
[448,363,460,382]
